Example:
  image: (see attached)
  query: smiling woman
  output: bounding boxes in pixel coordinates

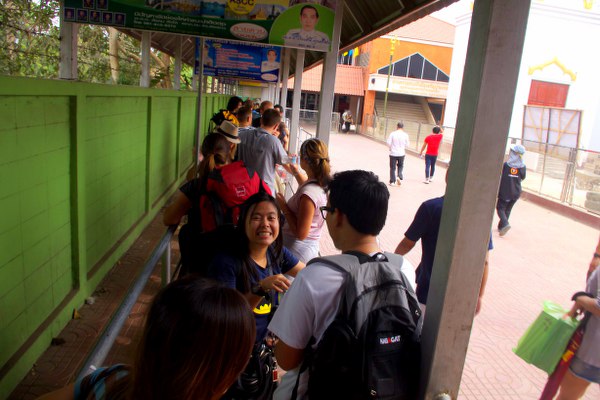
[207,192,305,342]
[207,192,305,399]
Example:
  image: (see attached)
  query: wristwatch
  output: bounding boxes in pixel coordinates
[251,283,269,297]
[594,253,600,259]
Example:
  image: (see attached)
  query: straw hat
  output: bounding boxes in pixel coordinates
[214,120,240,144]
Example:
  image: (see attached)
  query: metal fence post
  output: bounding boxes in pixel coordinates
[416,123,422,152]
[162,242,172,286]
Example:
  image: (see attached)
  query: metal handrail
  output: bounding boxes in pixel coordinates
[76,224,177,382]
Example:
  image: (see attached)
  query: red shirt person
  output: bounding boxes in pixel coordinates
[419,126,443,184]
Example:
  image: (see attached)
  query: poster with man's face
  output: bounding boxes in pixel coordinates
[63,0,335,52]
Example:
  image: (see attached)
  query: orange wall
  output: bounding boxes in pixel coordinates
[360,37,453,121]
[367,37,453,75]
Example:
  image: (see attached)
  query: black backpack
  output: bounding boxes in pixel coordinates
[294,252,422,400]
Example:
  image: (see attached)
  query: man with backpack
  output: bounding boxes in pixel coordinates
[268,170,421,400]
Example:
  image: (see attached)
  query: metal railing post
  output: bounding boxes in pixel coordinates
[162,242,172,286]
[77,225,177,381]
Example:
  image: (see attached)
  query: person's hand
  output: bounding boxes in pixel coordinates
[288,163,301,175]
[419,153,424,158]
[567,302,583,319]
[260,274,291,293]
[275,193,287,210]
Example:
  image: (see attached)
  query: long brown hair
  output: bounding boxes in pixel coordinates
[131,277,255,400]
[197,133,231,185]
[300,138,331,187]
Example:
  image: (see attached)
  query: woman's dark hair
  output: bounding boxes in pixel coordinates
[227,96,243,112]
[197,133,231,185]
[300,138,331,187]
[328,170,389,235]
[234,192,284,293]
[131,277,255,400]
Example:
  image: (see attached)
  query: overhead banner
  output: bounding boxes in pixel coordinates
[63,0,335,52]
[203,39,281,82]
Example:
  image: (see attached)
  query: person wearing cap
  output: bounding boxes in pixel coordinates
[496,144,527,236]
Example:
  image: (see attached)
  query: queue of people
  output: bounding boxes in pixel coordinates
[42,97,597,400]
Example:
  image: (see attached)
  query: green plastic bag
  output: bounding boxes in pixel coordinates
[513,300,580,374]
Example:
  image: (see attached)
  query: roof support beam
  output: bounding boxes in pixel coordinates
[421,1,531,398]
[317,0,345,144]
[289,49,305,153]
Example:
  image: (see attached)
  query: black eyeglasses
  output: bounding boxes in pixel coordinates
[319,206,335,219]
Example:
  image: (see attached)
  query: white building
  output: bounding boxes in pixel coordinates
[444,0,600,152]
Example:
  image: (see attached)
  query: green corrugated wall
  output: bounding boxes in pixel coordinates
[0,75,228,397]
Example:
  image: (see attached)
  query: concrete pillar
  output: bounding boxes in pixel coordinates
[281,48,291,112]
[421,1,531,399]
[174,36,182,90]
[140,32,151,87]
[59,22,78,80]
[316,0,344,144]
[289,49,305,153]
[195,37,206,170]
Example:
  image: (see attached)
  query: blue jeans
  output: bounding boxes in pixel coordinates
[425,155,437,179]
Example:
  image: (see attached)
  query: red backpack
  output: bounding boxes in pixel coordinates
[199,161,271,232]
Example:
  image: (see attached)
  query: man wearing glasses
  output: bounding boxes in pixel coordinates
[268,170,415,399]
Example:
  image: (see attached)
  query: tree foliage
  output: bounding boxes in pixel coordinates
[0,1,189,88]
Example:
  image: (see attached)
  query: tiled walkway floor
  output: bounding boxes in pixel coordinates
[10,132,600,399]
[321,132,599,399]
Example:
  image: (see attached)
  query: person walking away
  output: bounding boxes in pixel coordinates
[496,144,526,237]
[341,109,353,133]
[395,168,492,317]
[276,138,331,263]
[387,122,409,186]
[419,126,443,183]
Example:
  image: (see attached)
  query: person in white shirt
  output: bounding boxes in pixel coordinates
[283,5,330,51]
[268,170,416,399]
[387,121,410,186]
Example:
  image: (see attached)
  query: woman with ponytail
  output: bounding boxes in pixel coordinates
[276,138,331,262]
[163,122,271,276]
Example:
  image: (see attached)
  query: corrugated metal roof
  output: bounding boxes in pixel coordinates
[386,15,455,45]
[287,64,364,96]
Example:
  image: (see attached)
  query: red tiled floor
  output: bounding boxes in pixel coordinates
[319,132,599,399]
